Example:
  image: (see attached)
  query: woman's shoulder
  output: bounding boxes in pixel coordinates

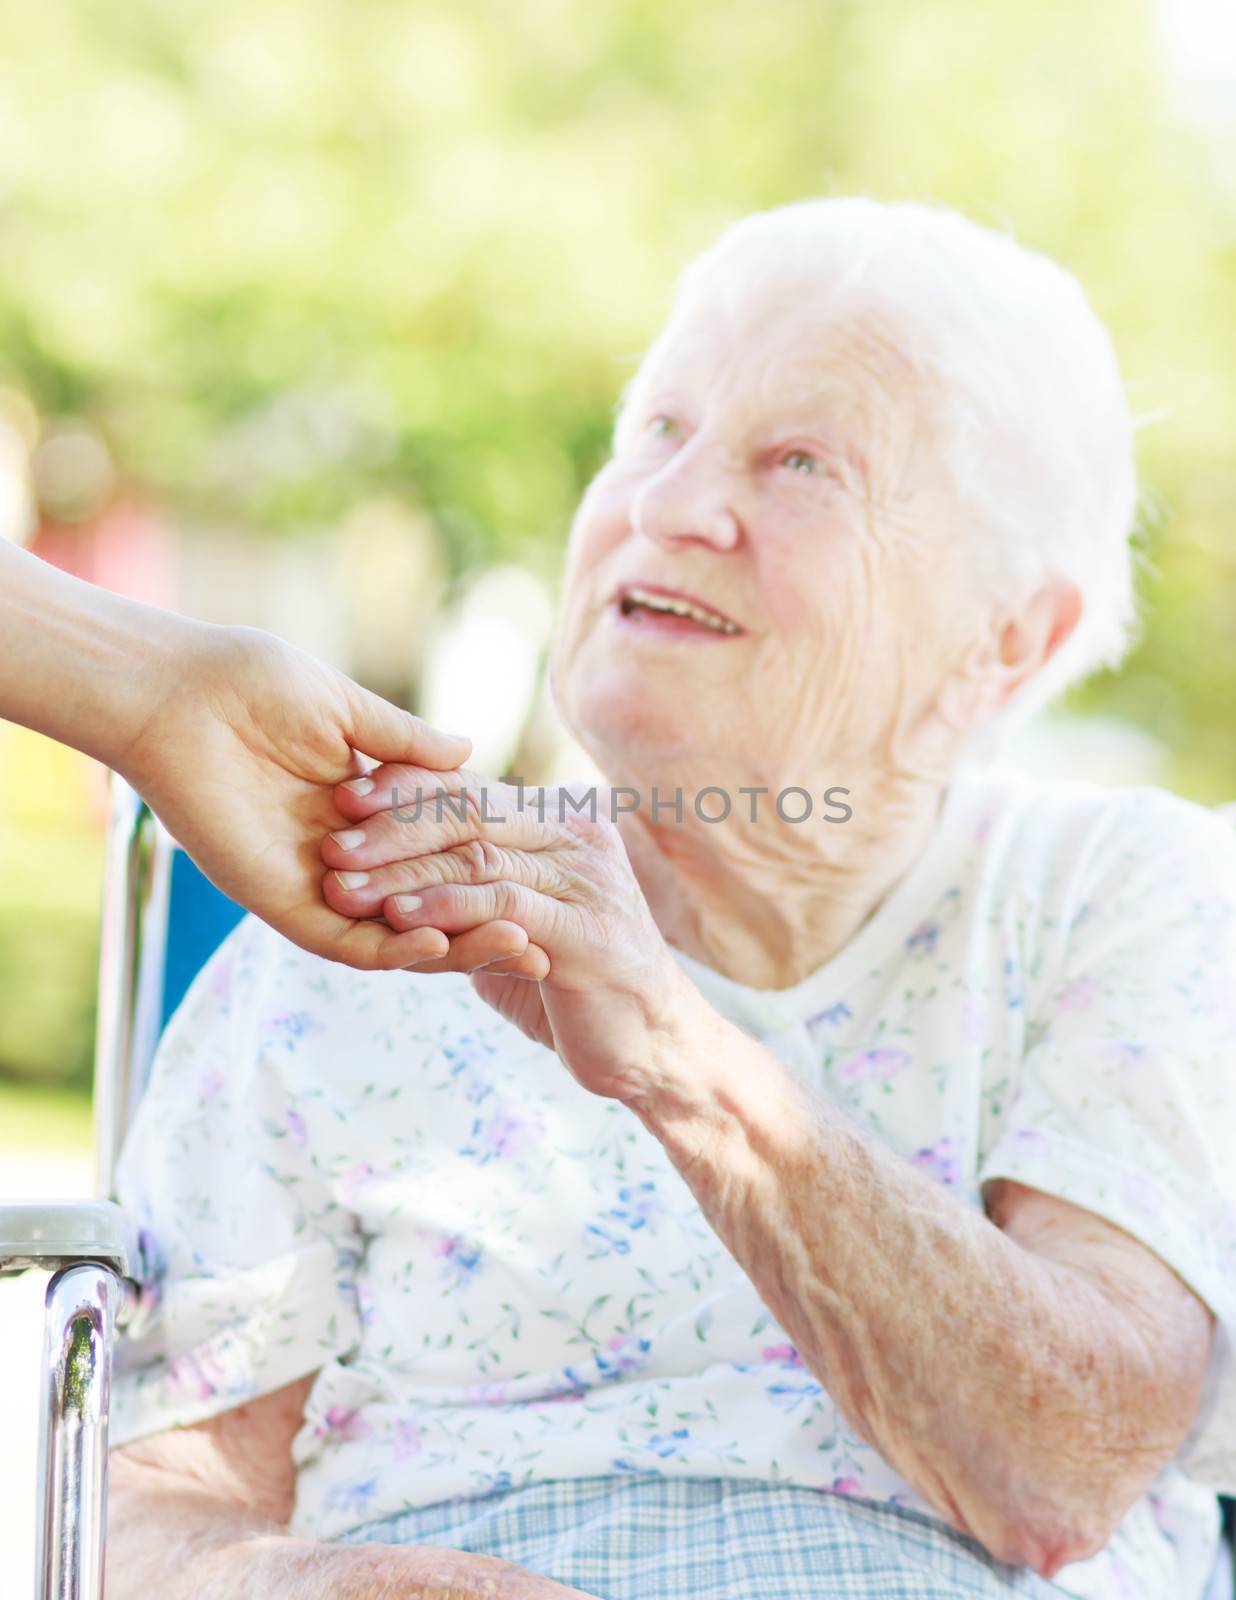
[951,760,1236,896]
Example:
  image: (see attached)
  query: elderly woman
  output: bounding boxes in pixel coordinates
[108,198,1236,1600]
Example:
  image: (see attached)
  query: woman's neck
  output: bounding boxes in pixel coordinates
[614,762,952,991]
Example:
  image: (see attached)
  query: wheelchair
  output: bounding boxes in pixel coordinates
[0,771,1232,1598]
[0,773,243,1599]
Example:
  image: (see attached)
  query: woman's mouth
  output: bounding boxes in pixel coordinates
[612,584,743,639]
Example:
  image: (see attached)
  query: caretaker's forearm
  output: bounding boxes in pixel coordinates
[627,980,1188,1581]
[0,540,199,768]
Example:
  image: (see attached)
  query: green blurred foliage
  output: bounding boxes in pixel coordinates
[1,0,1235,1103]
[0,734,103,1093]
[0,2,1232,612]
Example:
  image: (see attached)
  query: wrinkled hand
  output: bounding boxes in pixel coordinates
[321,766,686,1102]
[122,625,535,974]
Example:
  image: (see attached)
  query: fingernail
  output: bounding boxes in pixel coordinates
[393,893,422,912]
[334,870,370,890]
[330,829,366,851]
[343,776,375,795]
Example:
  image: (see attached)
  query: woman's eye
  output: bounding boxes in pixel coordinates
[647,414,678,439]
[781,448,822,476]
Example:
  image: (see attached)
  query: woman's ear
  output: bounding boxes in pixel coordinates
[932,580,1084,735]
[992,579,1083,696]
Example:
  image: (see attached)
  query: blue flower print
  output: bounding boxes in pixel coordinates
[806,1001,854,1029]
[433,1232,484,1289]
[259,1010,325,1053]
[584,1180,663,1256]
[906,922,941,956]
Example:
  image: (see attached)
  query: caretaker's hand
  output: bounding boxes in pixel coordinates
[0,542,535,971]
[323,767,689,1102]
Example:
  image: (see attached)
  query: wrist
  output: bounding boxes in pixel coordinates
[110,609,216,786]
[614,957,730,1118]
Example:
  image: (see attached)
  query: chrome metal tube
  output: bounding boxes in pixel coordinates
[93,777,170,1201]
[34,1263,124,1600]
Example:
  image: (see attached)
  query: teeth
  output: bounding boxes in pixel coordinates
[622,587,739,634]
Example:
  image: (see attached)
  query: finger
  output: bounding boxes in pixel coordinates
[333,763,481,823]
[273,901,451,971]
[473,945,551,980]
[323,797,558,874]
[380,881,553,951]
[343,684,472,773]
[400,921,528,974]
[399,927,550,979]
[323,788,479,870]
[322,838,552,918]
[330,769,560,858]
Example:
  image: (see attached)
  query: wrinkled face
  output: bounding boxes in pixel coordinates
[549,286,985,790]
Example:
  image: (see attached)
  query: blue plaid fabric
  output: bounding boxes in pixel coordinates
[333,1474,1071,1599]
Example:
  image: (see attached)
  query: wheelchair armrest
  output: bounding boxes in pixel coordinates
[0,1199,137,1280]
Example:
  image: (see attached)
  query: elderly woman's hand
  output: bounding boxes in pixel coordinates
[321,766,686,1103]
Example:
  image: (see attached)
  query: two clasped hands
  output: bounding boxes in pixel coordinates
[319,758,688,1110]
[0,538,687,1117]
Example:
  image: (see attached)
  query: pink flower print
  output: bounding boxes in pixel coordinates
[208,958,234,1003]
[197,1068,226,1105]
[1012,1128,1050,1156]
[392,1418,424,1461]
[434,1232,484,1289]
[260,1009,325,1054]
[830,1476,864,1496]
[975,810,993,845]
[910,1137,961,1186]
[463,1380,510,1406]
[840,1047,911,1087]
[338,1161,381,1205]
[596,1336,654,1381]
[461,1102,546,1164]
[317,1406,372,1443]
[284,1107,308,1149]
[1058,976,1096,1012]
[165,1349,229,1402]
[762,1344,805,1368]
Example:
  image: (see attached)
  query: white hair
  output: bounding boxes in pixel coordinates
[617,197,1146,751]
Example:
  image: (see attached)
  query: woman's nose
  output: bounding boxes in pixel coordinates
[630,455,741,553]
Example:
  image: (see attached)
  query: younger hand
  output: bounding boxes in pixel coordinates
[123,626,527,973]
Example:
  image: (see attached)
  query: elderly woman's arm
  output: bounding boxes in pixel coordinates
[620,985,1214,1580]
[322,774,1218,1584]
[107,1376,600,1600]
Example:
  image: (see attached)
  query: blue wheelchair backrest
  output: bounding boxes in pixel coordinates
[158,849,247,1037]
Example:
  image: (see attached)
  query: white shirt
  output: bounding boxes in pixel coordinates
[112,762,1236,1600]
